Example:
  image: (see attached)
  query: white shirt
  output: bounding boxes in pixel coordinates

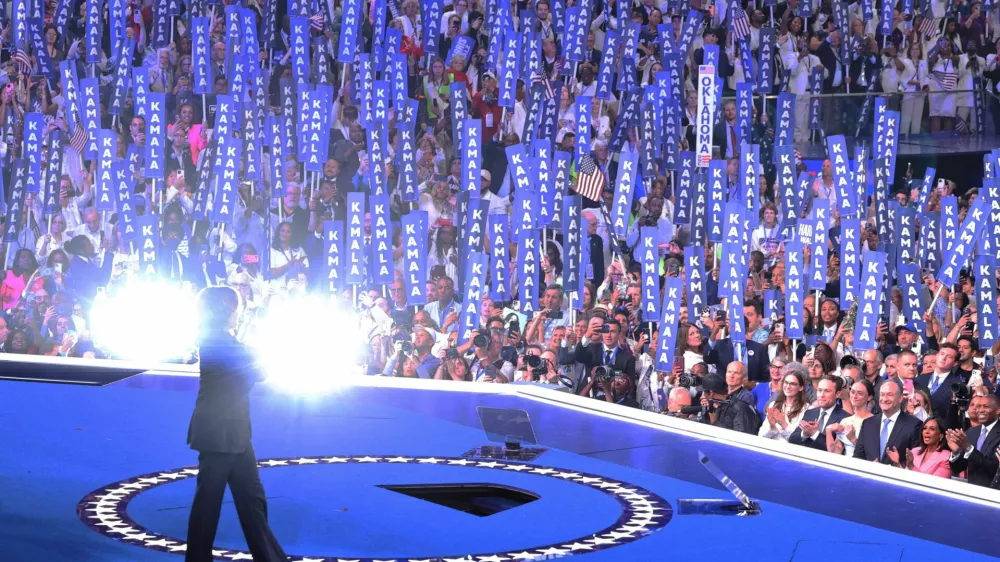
[808,405,837,440]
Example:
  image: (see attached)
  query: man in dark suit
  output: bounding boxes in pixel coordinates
[576,319,638,401]
[706,337,771,383]
[186,287,287,562]
[854,378,923,464]
[712,100,740,160]
[789,376,850,451]
[915,342,965,416]
[948,395,1000,487]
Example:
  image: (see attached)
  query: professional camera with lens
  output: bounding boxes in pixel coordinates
[677,372,703,388]
[500,345,519,365]
[594,365,622,382]
[952,382,972,409]
[524,354,547,377]
[472,330,490,348]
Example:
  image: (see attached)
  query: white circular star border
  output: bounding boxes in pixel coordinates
[77,455,673,561]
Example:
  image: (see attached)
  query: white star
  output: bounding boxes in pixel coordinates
[529,468,556,475]
[224,553,254,560]
[323,457,350,463]
[621,493,649,502]
[167,544,188,552]
[446,459,474,466]
[121,482,149,490]
[334,559,360,562]
[144,538,175,547]
[553,471,581,479]
[613,487,639,496]
[586,536,617,546]
[85,507,117,515]
[212,549,230,556]
[502,464,531,471]
[575,477,603,484]
[536,547,567,556]
[477,556,511,562]
[356,456,381,463]
[562,542,594,551]
[508,552,539,560]
[123,533,156,542]
[620,524,652,534]
[94,521,126,529]
[385,456,411,462]
[106,526,138,535]
[594,481,622,489]
[291,458,319,464]
[182,468,200,475]
[158,472,188,480]
[604,531,635,540]
[260,460,288,467]
[417,457,444,464]
[295,558,325,562]
[475,461,502,468]
[96,492,126,501]
[138,477,164,485]
[442,557,473,561]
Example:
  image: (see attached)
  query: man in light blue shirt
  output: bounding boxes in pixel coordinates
[423,276,460,332]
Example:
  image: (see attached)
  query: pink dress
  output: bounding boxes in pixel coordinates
[910,447,953,479]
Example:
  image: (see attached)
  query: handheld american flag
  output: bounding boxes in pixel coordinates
[575,153,607,202]
[729,3,751,42]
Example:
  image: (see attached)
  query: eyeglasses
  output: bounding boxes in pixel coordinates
[782,380,800,387]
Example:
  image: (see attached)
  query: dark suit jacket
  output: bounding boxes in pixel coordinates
[712,119,739,160]
[789,406,850,451]
[950,423,1000,487]
[854,411,923,464]
[567,342,637,379]
[187,332,266,454]
[706,339,770,382]
[915,372,964,418]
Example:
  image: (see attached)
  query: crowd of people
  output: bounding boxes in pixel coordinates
[1,0,1000,490]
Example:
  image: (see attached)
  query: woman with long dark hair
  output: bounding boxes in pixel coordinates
[1,249,39,311]
[185,286,286,562]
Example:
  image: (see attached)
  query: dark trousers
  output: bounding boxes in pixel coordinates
[185,445,287,562]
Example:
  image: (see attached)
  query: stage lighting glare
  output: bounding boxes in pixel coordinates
[90,280,200,362]
[248,294,364,393]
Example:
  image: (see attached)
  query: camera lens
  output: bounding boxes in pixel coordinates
[524,354,541,368]
[473,333,489,347]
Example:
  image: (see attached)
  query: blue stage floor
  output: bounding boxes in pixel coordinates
[1,371,999,561]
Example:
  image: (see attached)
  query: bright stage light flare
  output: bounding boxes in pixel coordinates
[246,294,365,393]
[89,280,200,362]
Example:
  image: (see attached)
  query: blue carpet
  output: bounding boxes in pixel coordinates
[1,377,998,561]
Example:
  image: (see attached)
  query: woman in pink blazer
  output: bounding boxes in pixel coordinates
[891,417,953,479]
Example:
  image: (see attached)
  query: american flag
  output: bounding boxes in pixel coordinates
[575,154,607,202]
[918,17,939,37]
[934,70,957,91]
[532,71,555,100]
[309,13,326,31]
[70,125,88,154]
[730,4,751,42]
[13,45,32,75]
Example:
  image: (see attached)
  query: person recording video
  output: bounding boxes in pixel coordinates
[185,286,287,562]
[697,372,761,434]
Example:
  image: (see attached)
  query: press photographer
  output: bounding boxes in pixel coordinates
[697,373,761,434]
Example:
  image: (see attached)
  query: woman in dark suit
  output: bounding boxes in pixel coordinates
[185,286,287,562]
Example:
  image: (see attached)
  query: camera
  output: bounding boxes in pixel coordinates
[952,383,972,409]
[546,309,564,320]
[601,323,612,334]
[394,338,412,355]
[473,330,489,348]
[677,372,703,388]
[594,365,622,382]
[524,354,542,369]
[445,348,459,360]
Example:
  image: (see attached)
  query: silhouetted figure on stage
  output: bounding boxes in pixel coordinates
[185,286,287,562]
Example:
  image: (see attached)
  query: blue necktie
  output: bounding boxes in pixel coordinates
[879,417,892,459]
[977,427,989,451]
[930,375,942,394]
